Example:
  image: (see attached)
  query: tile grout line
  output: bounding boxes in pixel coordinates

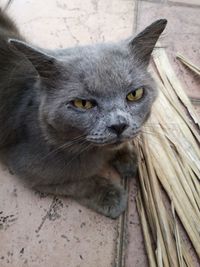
[132,0,139,34]
[115,178,129,267]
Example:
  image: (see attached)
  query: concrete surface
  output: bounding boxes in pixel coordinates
[0,0,199,266]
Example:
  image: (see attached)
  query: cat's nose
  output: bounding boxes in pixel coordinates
[109,123,128,135]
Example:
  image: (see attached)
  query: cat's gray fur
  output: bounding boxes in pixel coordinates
[0,10,167,218]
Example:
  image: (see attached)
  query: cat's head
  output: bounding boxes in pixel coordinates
[9,19,167,148]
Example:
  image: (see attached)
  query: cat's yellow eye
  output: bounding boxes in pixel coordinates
[72,99,94,109]
[126,87,144,102]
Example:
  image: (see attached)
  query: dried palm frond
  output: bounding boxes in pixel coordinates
[176,53,200,76]
[135,48,200,267]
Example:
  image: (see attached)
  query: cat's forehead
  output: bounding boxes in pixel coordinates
[60,43,149,94]
[74,43,133,72]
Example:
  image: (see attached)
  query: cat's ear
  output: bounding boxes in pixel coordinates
[128,19,167,66]
[9,39,58,78]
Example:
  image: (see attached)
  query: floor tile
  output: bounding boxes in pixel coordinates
[0,165,118,267]
[7,0,135,48]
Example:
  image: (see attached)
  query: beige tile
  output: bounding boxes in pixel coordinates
[0,165,118,267]
[6,0,135,48]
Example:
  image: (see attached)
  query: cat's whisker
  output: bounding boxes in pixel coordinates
[66,142,92,166]
[55,141,92,178]
[57,135,86,149]
[144,123,181,131]
[135,131,166,147]
[24,138,89,175]
[141,129,167,137]
[46,135,86,153]
[26,135,87,170]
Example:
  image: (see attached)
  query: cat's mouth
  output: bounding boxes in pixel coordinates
[87,132,139,147]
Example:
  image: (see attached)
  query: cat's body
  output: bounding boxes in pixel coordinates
[0,10,167,218]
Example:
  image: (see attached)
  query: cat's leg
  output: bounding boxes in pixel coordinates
[111,142,138,179]
[35,176,127,219]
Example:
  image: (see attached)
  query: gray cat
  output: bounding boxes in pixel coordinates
[0,10,167,218]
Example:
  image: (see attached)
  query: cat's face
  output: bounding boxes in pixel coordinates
[10,19,167,148]
[38,45,156,147]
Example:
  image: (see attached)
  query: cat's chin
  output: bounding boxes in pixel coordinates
[89,138,130,150]
[87,134,139,149]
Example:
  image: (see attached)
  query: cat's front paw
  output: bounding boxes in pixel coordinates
[81,182,128,219]
[97,184,127,219]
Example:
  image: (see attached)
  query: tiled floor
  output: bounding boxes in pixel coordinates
[0,0,199,267]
